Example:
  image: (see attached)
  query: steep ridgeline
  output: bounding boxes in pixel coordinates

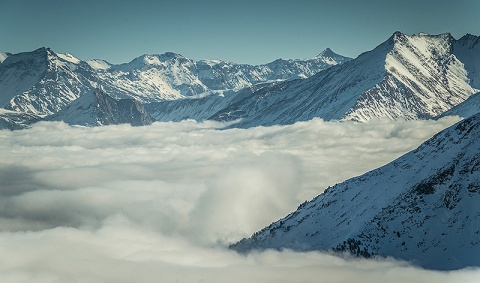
[47,88,154,126]
[213,32,479,127]
[231,113,480,270]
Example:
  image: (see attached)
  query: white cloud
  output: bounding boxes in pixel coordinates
[1,116,478,282]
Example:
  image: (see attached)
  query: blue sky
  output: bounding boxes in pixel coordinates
[2,0,480,64]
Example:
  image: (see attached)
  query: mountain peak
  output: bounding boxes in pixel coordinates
[317,48,337,58]
[457,33,480,47]
[161,51,184,59]
[0,47,50,67]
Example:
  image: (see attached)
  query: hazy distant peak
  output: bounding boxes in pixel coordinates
[317,47,338,58]
[456,33,480,47]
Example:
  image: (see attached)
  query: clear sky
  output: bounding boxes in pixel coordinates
[2,0,480,64]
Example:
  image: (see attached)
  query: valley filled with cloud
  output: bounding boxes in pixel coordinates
[1,117,479,282]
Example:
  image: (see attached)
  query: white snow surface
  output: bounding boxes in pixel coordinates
[232,113,480,271]
[0,46,349,116]
[0,48,96,115]
[0,52,11,63]
[209,32,479,128]
[57,53,81,64]
[86,59,112,70]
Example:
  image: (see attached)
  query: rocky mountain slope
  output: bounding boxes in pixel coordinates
[231,113,480,270]
[1,32,479,130]
[47,88,154,126]
[0,109,40,130]
[212,32,479,127]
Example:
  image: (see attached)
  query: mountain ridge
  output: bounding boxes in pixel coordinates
[1,32,480,130]
[231,112,480,270]
[210,32,479,127]
[0,46,350,118]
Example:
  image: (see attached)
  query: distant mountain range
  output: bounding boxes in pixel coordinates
[0,46,349,127]
[231,112,480,270]
[1,32,479,129]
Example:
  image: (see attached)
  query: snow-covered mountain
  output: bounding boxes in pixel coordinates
[0,48,99,115]
[2,32,479,129]
[231,113,480,270]
[47,88,154,126]
[94,49,350,102]
[212,32,479,127]
[0,46,349,122]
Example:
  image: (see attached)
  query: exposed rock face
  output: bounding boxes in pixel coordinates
[47,89,154,126]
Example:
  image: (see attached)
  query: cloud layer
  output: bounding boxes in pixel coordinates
[1,116,478,282]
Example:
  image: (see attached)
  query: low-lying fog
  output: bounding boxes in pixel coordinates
[1,117,478,282]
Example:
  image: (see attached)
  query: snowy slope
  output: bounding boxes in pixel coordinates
[213,32,478,128]
[439,92,480,119]
[47,88,154,126]
[86,59,112,70]
[231,113,480,270]
[0,48,99,115]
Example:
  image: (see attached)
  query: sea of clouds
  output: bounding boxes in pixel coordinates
[1,117,479,282]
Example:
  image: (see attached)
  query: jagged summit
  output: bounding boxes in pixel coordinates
[1,47,48,66]
[457,33,480,44]
[231,112,480,270]
[0,47,96,115]
[116,52,187,69]
[317,47,337,57]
